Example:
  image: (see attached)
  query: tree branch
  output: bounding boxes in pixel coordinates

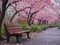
[28,4,34,17]
[23,4,34,18]
[30,10,40,17]
[6,1,19,10]
[10,7,32,22]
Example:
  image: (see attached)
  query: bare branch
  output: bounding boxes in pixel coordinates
[28,4,34,17]
[10,7,31,22]
[29,4,34,13]
[41,5,45,9]
[31,10,40,17]
[29,10,40,20]
[23,4,34,15]
[30,5,45,18]
[6,1,19,10]
[10,3,34,22]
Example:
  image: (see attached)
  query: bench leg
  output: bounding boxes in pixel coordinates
[20,34,22,38]
[7,36,10,42]
[16,35,19,43]
[26,32,30,39]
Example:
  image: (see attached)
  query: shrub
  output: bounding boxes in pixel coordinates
[1,26,5,33]
[40,25,48,30]
[57,24,60,29]
[29,25,40,32]
[20,23,29,30]
[20,23,50,32]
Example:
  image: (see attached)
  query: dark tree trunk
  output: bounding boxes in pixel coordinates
[28,10,39,26]
[28,19,32,26]
[0,22,4,41]
[0,0,8,41]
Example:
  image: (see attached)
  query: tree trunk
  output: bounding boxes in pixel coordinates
[28,19,31,26]
[0,21,4,41]
[0,0,8,41]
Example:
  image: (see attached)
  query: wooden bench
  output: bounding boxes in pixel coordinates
[4,23,30,43]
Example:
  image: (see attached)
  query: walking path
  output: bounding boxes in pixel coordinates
[22,27,60,45]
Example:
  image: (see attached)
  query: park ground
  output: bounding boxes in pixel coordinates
[0,27,60,45]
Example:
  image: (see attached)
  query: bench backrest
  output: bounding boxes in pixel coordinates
[4,23,21,35]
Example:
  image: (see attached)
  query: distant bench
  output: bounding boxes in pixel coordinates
[4,23,30,43]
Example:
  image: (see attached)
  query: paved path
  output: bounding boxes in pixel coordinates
[22,27,60,45]
[1,27,60,45]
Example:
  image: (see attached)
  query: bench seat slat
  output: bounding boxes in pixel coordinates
[9,30,30,34]
[4,23,30,35]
